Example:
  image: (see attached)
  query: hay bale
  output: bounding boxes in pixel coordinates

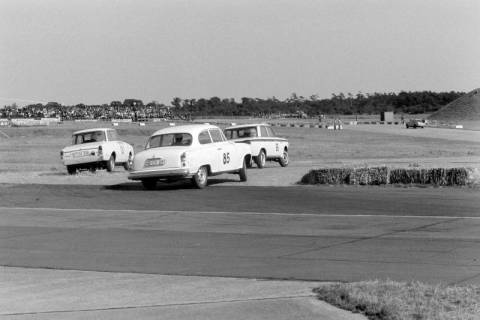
[300,170,317,184]
[300,168,352,184]
[389,168,469,185]
[301,167,472,186]
[349,167,389,185]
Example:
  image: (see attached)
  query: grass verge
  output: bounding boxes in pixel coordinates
[315,280,480,320]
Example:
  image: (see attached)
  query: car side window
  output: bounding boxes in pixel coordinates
[266,127,275,137]
[198,130,212,144]
[209,129,224,143]
[260,126,268,137]
[107,130,118,141]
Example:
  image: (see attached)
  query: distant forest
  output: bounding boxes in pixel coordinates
[171,91,464,117]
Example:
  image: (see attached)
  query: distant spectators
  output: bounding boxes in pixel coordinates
[0,100,172,120]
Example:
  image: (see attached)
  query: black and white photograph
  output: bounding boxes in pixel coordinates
[1,0,479,319]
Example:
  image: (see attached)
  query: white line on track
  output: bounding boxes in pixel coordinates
[1,206,479,220]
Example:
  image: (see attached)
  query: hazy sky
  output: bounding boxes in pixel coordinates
[1,0,479,106]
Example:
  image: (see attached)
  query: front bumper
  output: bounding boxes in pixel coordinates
[128,168,191,180]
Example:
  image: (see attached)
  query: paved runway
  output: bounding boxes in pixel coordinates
[1,183,479,285]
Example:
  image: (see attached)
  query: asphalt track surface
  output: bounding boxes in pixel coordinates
[1,182,480,285]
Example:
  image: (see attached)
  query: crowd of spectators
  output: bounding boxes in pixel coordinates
[0,100,173,121]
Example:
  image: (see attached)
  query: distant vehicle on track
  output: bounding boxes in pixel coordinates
[224,123,289,168]
[60,128,134,174]
[406,119,426,129]
[128,124,252,189]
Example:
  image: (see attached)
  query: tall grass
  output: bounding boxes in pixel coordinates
[315,280,480,320]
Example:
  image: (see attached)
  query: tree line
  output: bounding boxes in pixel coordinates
[171,91,464,117]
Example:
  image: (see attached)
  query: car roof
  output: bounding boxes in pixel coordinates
[150,124,221,136]
[225,123,269,130]
[73,128,114,135]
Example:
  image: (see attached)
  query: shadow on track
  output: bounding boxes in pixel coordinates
[104,177,240,191]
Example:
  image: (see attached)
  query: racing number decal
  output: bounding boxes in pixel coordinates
[222,152,230,165]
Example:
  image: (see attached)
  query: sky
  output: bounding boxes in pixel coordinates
[1,0,479,106]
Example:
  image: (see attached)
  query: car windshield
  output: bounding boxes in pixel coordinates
[72,131,106,144]
[225,127,257,139]
[146,133,192,149]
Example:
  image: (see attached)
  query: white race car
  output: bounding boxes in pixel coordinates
[61,128,134,174]
[128,124,252,189]
[224,123,289,168]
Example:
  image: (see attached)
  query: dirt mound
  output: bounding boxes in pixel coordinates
[429,88,480,121]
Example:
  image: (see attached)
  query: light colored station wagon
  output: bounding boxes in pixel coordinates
[128,124,252,189]
[60,128,134,174]
[224,123,289,168]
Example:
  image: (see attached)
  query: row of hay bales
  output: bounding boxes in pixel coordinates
[300,167,476,186]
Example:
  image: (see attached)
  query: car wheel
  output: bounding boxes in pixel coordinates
[123,153,132,170]
[67,165,76,175]
[106,154,115,172]
[141,178,157,190]
[246,156,253,168]
[239,158,247,182]
[89,167,97,173]
[279,150,289,167]
[255,150,266,168]
[192,166,208,189]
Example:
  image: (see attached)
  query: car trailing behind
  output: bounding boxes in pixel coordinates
[224,123,289,168]
[61,128,134,174]
[406,119,426,129]
[128,124,252,189]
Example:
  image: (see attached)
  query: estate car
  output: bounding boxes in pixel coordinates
[128,124,252,189]
[406,119,426,129]
[224,123,289,168]
[60,128,134,174]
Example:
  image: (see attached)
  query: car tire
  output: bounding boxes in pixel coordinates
[255,150,266,168]
[239,158,247,182]
[246,156,253,168]
[141,178,157,190]
[106,154,115,172]
[192,166,208,189]
[67,165,76,175]
[279,150,289,167]
[123,153,132,170]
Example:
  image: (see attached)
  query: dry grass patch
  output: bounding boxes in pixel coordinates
[315,280,480,320]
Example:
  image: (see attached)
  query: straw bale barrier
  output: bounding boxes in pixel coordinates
[300,167,474,186]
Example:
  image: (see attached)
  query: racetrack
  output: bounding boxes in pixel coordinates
[1,183,479,285]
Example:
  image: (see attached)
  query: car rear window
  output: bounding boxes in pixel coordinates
[225,127,257,139]
[72,131,106,144]
[146,133,192,149]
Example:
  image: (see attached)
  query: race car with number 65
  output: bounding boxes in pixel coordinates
[128,124,252,189]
